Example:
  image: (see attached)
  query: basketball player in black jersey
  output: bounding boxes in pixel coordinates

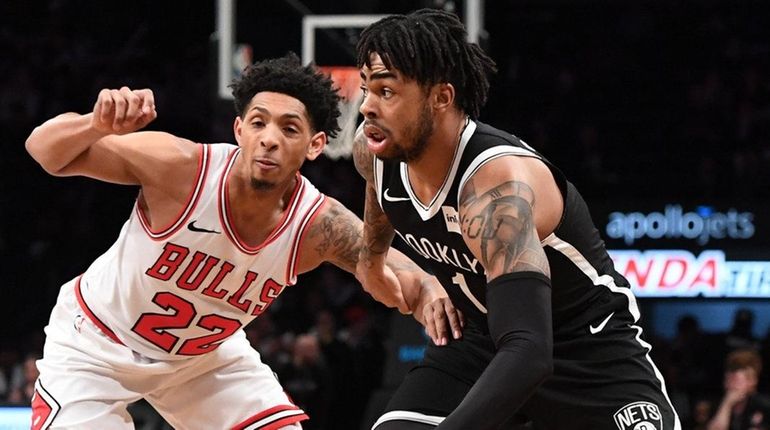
[353,9,682,430]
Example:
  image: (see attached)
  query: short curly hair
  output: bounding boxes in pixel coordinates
[230,52,341,138]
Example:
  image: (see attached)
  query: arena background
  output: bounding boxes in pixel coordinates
[1,1,769,429]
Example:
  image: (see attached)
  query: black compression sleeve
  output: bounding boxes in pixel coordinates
[436,272,553,430]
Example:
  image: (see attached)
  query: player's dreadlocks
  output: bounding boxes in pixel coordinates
[356,8,497,120]
[230,52,341,139]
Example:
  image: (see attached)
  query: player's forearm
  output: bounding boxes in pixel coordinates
[438,272,553,429]
[356,247,410,313]
[355,215,412,312]
[26,112,107,175]
[356,192,396,277]
[383,248,427,316]
[438,345,551,430]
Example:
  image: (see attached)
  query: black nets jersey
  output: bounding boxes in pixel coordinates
[374,120,640,340]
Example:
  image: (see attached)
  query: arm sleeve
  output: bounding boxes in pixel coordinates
[436,272,553,430]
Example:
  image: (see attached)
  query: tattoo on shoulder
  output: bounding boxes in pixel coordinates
[459,179,549,276]
[306,201,361,270]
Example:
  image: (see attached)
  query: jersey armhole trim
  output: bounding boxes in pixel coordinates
[136,144,210,241]
[456,146,540,205]
[231,404,308,430]
[74,275,125,345]
[286,194,327,285]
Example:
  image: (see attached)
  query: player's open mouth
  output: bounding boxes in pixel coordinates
[364,124,388,153]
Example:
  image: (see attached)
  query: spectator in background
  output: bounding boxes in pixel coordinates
[278,334,334,430]
[693,398,717,430]
[314,309,357,429]
[707,349,770,430]
[670,315,715,404]
[0,349,18,402]
[761,331,770,394]
[726,309,760,352]
[7,353,40,405]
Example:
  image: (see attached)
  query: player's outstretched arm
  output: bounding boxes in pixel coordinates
[437,157,554,430]
[299,196,462,345]
[301,196,404,309]
[25,87,196,186]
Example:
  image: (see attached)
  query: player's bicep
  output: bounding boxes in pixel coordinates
[458,175,550,281]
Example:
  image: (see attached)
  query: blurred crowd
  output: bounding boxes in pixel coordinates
[652,309,770,429]
[1,1,770,429]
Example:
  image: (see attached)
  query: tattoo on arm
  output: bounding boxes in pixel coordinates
[307,200,362,272]
[361,184,395,268]
[352,125,374,182]
[459,179,550,276]
[352,125,395,269]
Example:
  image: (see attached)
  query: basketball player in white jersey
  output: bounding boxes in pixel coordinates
[24,53,460,430]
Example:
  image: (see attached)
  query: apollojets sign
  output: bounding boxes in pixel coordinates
[606,205,755,246]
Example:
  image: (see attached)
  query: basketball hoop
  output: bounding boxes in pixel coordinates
[319,66,363,159]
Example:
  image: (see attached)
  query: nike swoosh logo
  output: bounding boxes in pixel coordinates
[187,220,221,234]
[589,312,615,334]
[383,188,411,202]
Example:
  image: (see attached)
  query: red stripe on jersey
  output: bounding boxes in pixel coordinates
[74,276,124,345]
[219,156,306,254]
[136,144,210,240]
[231,404,308,430]
[286,194,327,285]
[260,414,310,430]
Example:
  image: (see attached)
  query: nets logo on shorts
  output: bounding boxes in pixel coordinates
[613,401,662,430]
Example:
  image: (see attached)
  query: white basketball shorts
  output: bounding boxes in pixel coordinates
[32,278,307,430]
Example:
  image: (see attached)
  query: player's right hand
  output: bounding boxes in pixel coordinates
[418,278,464,346]
[92,87,157,135]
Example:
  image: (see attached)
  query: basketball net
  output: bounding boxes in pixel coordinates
[319,66,363,159]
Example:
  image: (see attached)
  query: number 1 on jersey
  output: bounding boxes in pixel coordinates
[451,272,488,313]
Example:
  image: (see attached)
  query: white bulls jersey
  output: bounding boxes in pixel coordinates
[77,143,325,360]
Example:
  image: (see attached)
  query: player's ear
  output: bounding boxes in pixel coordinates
[432,83,455,113]
[233,116,243,146]
[306,131,327,160]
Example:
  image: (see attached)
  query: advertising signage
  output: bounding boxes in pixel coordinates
[605,205,755,246]
[609,249,770,298]
[598,203,770,298]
